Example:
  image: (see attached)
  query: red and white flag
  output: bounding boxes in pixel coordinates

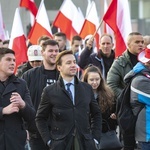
[80,1,100,49]
[53,0,79,40]
[28,0,53,44]
[19,0,37,17]
[103,0,132,57]
[9,8,28,71]
[0,3,5,40]
[103,0,114,35]
[20,0,38,26]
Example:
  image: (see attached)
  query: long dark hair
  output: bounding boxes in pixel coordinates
[82,65,114,113]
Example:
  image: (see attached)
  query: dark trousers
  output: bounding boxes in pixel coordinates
[65,134,81,150]
[29,136,49,150]
[123,133,135,150]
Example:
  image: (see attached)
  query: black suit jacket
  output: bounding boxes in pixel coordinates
[36,76,101,149]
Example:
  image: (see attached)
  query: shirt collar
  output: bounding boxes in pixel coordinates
[63,78,74,86]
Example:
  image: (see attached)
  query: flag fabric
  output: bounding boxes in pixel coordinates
[19,0,37,17]
[103,0,114,35]
[80,1,100,49]
[53,0,79,40]
[28,0,53,44]
[103,0,132,57]
[73,7,84,35]
[20,0,38,27]
[86,0,92,16]
[0,3,5,40]
[9,8,28,71]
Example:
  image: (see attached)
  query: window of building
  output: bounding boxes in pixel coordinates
[35,0,63,10]
[130,0,139,19]
[143,0,150,18]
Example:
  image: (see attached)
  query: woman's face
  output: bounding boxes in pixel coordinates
[87,72,101,90]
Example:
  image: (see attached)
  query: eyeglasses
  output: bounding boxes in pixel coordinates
[30,60,42,63]
[84,64,94,69]
[87,64,93,67]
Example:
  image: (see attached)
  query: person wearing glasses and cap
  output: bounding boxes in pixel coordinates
[124,44,150,150]
[16,45,43,77]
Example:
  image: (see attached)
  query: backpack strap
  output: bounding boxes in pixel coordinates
[132,71,149,116]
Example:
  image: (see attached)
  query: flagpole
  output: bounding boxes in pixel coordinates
[91,19,103,40]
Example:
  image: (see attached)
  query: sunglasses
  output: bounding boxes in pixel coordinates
[30,60,42,63]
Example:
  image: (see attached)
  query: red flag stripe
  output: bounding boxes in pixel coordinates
[20,0,37,17]
[103,0,125,57]
[9,8,28,73]
[80,19,99,49]
[12,35,28,65]
[12,35,28,72]
[28,22,52,44]
[53,11,77,40]
[28,0,53,44]
[103,0,132,57]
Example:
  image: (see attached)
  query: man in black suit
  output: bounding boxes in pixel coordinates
[36,50,102,150]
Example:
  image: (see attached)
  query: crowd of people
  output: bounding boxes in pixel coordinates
[0,32,150,150]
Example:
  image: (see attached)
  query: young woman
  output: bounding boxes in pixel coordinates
[82,65,117,133]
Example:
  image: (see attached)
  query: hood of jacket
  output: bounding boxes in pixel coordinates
[124,62,149,84]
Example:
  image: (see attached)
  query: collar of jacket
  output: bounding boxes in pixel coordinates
[27,61,33,69]
[92,49,115,62]
[117,50,132,67]
[3,74,19,86]
[58,75,79,87]
[97,49,115,59]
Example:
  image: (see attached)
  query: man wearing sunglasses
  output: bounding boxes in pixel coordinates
[16,45,43,77]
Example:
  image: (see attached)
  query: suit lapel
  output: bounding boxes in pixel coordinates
[3,75,18,96]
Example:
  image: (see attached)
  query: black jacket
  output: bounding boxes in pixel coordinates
[16,62,33,77]
[36,76,102,150]
[22,65,59,137]
[22,65,59,111]
[78,47,115,79]
[0,75,35,150]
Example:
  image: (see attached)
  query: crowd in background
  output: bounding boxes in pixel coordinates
[0,31,150,150]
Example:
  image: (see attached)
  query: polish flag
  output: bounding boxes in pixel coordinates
[9,8,28,71]
[80,1,100,49]
[0,3,5,40]
[103,0,114,35]
[28,0,53,44]
[20,0,38,26]
[19,0,37,17]
[53,0,79,40]
[103,0,132,57]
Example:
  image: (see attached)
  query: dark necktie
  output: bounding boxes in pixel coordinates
[66,83,73,100]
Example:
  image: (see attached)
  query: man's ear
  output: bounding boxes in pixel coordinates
[127,42,130,49]
[57,65,61,72]
[41,50,44,56]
